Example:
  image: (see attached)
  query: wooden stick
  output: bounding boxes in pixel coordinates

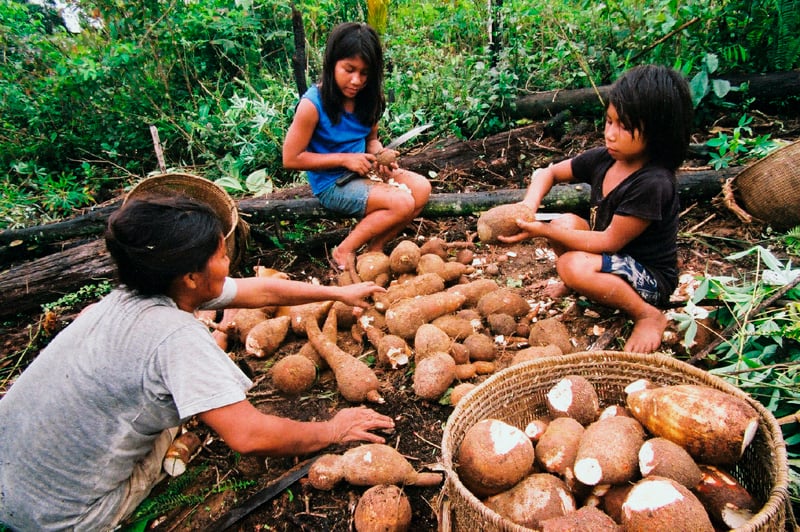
[149,125,167,173]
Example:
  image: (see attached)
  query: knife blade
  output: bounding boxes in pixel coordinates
[336,123,433,186]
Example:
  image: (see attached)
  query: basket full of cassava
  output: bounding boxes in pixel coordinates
[440,351,791,531]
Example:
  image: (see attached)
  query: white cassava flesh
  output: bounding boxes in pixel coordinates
[621,476,714,532]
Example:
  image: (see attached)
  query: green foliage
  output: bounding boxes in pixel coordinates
[1,0,798,229]
[123,464,256,529]
[41,281,113,313]
[706,114,780,169]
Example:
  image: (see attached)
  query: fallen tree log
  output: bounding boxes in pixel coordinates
[1,165,736,254]
[0,169,735,318]
[510,70,800,120]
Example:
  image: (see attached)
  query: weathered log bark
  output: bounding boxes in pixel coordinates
[510,70,800,120]
[0,169,735,318]
[0,239,116,317]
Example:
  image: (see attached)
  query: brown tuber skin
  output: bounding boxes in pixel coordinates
[483,472,576,529]
[308,443,442,490]
[356,251,391,283]
[414,323,452,362]
[545,375,600,425]
[574,415,645,486]
[354,484,412,532]
[529,317,575,354]
[413,352,456,400]
[477,203,536,243]
[385,291,466,339]
[271,354,317,396]
[638,437,702,488]
[476,288,531,319]
[245,315,291,358]
[621,476,714,532]
[388,240,421,275]
[373,273,445,311]
[535,416,585,477]
[305,312,383,403]
[540,505,619,532]
[456,418,535,498]
[693,464,758,529]
[463,333,497,362]
[626,384,760,465]
[449,382,476,406]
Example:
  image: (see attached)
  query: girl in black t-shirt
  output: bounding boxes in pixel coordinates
[499,65,693,353]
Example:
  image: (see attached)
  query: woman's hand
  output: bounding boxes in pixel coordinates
[327,406,395,444]
[336,282,386,309]
[342,153,377,176]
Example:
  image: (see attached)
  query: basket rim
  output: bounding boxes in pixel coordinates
[734,138,800,182]
[441,350,790,532]
[124,172,238,240]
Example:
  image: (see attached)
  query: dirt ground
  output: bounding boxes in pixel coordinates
[133,120,798,530]
[3,112,798,531]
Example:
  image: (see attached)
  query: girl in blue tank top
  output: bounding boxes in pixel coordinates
[283,22,431,270]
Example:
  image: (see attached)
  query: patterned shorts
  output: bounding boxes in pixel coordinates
[601,253,662,306]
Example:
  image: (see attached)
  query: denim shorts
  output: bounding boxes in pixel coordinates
[601,253,662,306]
[317,178,372,217]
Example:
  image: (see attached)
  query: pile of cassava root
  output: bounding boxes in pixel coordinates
[197,231,578,407]
[456,375,762,531]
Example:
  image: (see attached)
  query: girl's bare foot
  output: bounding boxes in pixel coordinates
[542,280,572,299]
[624,310,668,353]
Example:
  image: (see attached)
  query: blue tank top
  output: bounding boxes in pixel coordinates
[302,85,373,195]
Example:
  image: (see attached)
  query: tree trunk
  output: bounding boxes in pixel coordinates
[510,70,800,120]
[0,168,736,318]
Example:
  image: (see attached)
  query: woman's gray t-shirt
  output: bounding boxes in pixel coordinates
[0,278,251,530]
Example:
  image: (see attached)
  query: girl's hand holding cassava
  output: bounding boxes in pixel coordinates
[343,152,377,175]
[497,219,545,244]
[337,282,386,309]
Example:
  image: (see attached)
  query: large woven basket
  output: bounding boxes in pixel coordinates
[440,351,792,532]
[124,173,249,268]
[731,139,800,230]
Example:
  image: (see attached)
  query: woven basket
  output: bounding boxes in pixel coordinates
[440,351,792,532]
[730,139,800,230]
[124,173,249,268]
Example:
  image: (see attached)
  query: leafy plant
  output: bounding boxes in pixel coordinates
[706,114,780,169]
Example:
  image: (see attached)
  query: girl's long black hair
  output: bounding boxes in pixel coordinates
[609,64,694,172]
[320,22,385,126]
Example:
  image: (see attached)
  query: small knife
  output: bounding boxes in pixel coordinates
[336,123,433,186]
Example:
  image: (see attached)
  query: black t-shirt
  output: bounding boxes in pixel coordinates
[571,147,680,303]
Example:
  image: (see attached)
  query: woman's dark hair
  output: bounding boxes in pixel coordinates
[320,22,384,126]
[105,195,223,295]
[608,64,694,172]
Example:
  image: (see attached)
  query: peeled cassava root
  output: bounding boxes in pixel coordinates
[162,431,202,477]
[626,383,759,465]
[308,443,442,490]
